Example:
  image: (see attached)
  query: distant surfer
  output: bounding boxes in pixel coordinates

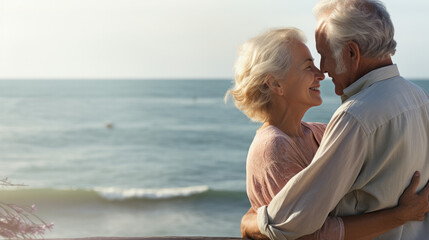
[105,122,114,129]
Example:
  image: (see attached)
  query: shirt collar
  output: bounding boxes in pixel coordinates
[341,64,400,102]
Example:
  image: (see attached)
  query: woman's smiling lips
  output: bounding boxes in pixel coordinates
[310,85,320,92]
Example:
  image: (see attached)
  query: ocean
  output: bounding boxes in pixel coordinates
[0,79,428,238]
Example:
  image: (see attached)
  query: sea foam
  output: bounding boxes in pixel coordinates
[94,185,210,200]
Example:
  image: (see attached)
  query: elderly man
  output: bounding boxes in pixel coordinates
[241,0,429,239]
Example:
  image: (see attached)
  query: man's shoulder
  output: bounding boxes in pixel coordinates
[345,76,428,112]
[334,76,429,133]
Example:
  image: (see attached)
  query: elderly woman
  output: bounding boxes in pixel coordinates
[226,28,429,240]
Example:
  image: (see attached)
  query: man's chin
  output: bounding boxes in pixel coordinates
[334,88,343,96]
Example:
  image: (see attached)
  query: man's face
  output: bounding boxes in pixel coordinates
[315,26,354,96]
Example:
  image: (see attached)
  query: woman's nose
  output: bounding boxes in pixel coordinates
[315,68,325,81]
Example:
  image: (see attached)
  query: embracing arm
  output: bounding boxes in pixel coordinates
[241,171,429,240]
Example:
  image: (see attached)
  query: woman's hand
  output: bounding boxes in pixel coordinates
[396,171,429,222]
[241,208,269,240]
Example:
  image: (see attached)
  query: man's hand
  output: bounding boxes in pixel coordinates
[241,208,269,240]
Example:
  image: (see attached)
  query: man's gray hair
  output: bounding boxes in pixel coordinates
[314,0,396,64]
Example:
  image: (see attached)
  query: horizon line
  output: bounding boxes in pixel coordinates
[0,78,235,81]
[0,77,428,81]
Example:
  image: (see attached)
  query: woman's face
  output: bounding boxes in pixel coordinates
[279,40,325,109]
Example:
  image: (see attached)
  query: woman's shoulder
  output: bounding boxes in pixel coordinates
[302,121,327,131]
[254,125,293,147]
[247,126,296,168]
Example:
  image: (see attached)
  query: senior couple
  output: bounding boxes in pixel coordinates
[226,0,429,239]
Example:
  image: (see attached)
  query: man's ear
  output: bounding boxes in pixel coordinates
[347,41,360,70]
[265,76,283,96]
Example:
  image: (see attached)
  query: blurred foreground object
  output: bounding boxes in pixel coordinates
[0,178,53,239]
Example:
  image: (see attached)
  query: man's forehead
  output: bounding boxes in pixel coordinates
[315,20,328,39]
[315,22,329,53]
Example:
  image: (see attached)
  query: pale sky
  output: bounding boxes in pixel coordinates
[0,0,428,80]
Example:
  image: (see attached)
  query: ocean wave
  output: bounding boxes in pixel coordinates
[0,186,246,204]
[93,185,210,200]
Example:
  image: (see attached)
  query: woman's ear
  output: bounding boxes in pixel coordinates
[347,41,360,70]
[265,76,283,96]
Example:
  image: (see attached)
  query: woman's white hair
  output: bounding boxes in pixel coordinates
[314,0,396,73]
[225,28,307,122]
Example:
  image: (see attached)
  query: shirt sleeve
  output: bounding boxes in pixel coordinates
[296,217,344,240]
[257,111,368,240]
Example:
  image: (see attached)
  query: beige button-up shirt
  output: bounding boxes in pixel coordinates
[257,65,429,240]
